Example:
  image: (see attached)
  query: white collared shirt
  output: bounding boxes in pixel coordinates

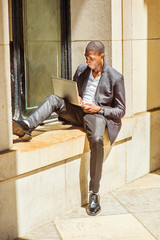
[82,70,101,104]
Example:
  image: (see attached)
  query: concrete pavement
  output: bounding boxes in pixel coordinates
[17,170,160,240]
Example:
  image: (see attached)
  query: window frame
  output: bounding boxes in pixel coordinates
[11,0,71,120]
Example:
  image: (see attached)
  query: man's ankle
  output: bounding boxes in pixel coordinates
[23,120,30,128]
[89,191,98,195]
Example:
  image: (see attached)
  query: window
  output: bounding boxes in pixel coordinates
[11,0,71,119]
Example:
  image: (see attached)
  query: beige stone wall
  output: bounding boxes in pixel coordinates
[0,0,12,152]
[71,0,130,117]
[71,0,112,72]
[1,0,160,239]
[123,0,160,114]
[71,0,160,115]
[71,0,160,171]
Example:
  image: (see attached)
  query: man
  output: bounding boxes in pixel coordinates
[13,40,125,216]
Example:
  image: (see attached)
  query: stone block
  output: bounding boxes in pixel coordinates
[0,180,18,240]
[65,151,90,208]
[132,40,147,114]
[135,211,160,240]
[0,0,10,44]
[117,173,160,191]
[150,110,160,171]
[11,125,86,177]
[0,45,12,152]
[116,117,133,142]
[65,157,82,213]
[126,112,150,183]
[132,0,148,39]
[111,41,122,74]
[16,164,65,236]
[122,40,132,117]
[79,152,90,206]
[100,142,126,195]
[111,0,122,41]
[113,188,160,213]
[147,39,160,110]
[21,222,62,240]
[71,0,111,41]
[144,0,160,39]
[55,214,156,240]
[0,150,17,181]
[123,0,132,40]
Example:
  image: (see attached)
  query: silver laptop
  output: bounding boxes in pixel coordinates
[52,76,85,107]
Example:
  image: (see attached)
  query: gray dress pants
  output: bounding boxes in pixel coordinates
[26,94,108,193]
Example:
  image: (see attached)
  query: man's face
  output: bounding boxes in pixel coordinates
[85,51,104,70]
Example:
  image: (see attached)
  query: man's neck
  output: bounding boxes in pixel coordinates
[92,63,104,78]
[92,70,101,79]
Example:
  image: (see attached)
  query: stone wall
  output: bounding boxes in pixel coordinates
[0,0,12,152]
[1,0,160,239]
[70,0,160,172]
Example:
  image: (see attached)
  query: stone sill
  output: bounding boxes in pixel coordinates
[0,117,133,181]
[12,117,133,152]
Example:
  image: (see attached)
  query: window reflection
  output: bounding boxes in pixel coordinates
[23,0,61,109]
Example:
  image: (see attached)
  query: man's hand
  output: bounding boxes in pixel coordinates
[82,103,100,114]
[79,96,84,105]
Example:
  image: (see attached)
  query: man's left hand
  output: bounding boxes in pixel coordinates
[82,104,100,114]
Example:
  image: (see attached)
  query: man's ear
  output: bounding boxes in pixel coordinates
[101,53,105,59]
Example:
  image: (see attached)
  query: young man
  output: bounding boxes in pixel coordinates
[13,40,126,216]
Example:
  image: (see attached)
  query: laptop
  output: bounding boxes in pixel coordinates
[52,76,85,107]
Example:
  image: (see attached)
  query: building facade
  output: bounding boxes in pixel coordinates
[0,0,160,239]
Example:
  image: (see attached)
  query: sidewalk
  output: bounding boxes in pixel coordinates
[18,170,160,240]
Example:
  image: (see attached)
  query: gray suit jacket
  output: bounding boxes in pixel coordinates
[73,60,126,144]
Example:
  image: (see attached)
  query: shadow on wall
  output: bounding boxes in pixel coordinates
[144,0,160,172]
[144,0,160,110]
[71,0,112,39]
[16,239,30,240]
[79,132,112,206]
[70,0,112,72]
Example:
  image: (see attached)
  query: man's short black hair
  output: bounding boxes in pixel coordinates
[85,40,105,55]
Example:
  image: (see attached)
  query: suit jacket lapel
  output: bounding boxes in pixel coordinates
[94,60,109,103]
[78,60,109,99]
[78,66,91,98]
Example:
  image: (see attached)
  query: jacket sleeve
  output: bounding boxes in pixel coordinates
[73,64,88,82]
[73,68,78,82]
[103,76,126,120]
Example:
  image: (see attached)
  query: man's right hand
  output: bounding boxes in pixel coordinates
[79,96,85,105]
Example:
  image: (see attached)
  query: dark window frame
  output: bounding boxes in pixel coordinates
[11,0,71,120]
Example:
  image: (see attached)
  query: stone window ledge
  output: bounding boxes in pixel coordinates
[0,117,133,181]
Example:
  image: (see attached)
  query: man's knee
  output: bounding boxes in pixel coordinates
[46,94,57,101]
[83,114,106,129]
[46,94,63,105]
[89,134,104,147]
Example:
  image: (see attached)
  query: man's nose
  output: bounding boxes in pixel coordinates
[86,59,91,64]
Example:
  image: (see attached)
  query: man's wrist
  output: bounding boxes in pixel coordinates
[98,107,104,115]
[97,106,101,113]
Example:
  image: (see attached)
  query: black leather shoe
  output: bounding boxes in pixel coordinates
[86,193,101,216]
[12,119,32,141]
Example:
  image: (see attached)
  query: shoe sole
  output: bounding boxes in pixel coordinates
[12,120,32,141]
[86,207,101,216]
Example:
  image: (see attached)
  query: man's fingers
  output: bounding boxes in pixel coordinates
[83,107,91,113]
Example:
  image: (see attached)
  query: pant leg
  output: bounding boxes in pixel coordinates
[26,94,84,130]
[83,114,107,193]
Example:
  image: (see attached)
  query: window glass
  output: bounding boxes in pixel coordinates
[23,0,61,109]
